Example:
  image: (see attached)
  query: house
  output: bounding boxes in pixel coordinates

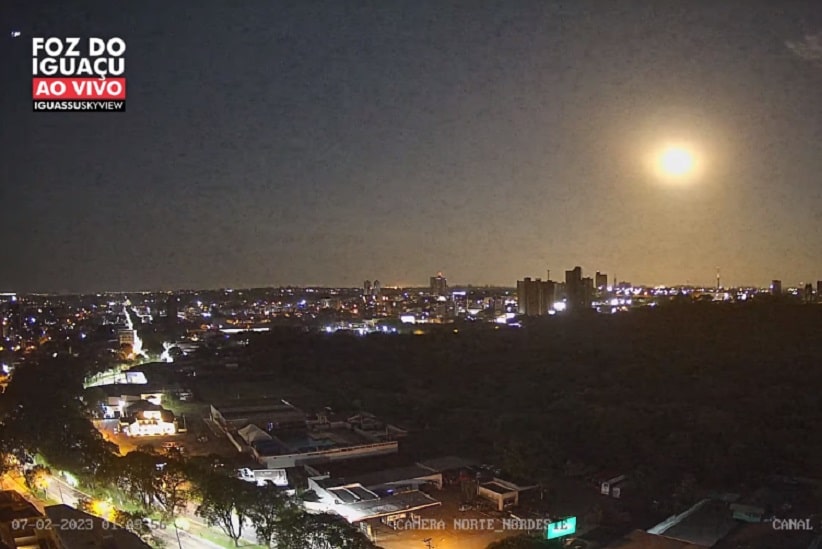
[477,478,537,511]
[123,400,177,436]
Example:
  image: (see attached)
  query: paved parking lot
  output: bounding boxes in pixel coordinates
[369,487,515,549]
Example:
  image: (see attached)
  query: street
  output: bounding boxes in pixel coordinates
[2,472,251,549]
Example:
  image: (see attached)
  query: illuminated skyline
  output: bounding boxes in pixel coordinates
[2,1,821,293]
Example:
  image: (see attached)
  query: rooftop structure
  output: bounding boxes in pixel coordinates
[44,505,151,549]
[213,399,400,469]
[307,477,441,524]
[644,499,740,548]
[0,491,48,549]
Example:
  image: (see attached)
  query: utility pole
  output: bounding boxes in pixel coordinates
[173,520,183,549]
[56,479,65,504]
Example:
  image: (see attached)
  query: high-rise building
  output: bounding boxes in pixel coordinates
[430,273,448,296]
[770,280,782,296]
[595,272,608,290]
[582,277,595,307]
[372,280,381,298]
[363,280,372,296]
[565,266,591,312]
[803,283,814,303]
[517,278,555,316]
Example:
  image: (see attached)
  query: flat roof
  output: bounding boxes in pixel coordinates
[213,398,303,413]
[45,505,151,549]
[605,529,708,548]
[93,383,163,397]
[417,456,478,473]
[336,490,441,523]
[0,491,40,522]
[322,465,439,490]
[651,499,739,548]
[308,453,417,478]
[220,409,304,421]
[480,481,518,495]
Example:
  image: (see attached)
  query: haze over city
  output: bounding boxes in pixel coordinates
[2,1,822,293]
[4,4,822,549]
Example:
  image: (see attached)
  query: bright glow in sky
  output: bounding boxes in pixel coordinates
[2,2,821,291]
[659,147,695,177]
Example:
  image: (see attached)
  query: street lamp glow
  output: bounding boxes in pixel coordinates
[92,499,114,520]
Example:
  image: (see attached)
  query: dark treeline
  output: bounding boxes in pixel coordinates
[242,303,822,502]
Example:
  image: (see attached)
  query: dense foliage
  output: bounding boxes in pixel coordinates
[239,303,822,500]
[0,356,116,475]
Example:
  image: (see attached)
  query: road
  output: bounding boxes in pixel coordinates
[5,472,518,549]
[2,472,240,549]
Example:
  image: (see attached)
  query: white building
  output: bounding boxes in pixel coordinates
[124,401,177,437]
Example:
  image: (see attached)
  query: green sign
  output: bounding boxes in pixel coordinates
[546,516,577,540]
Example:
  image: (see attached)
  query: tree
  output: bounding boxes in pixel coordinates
[23,464,51,495]
[0,358,118,477]
[195,473,253,546]
[302,513,375,549]
[0,424,24,476]
[270,506,376,549]
[245,483,287,546]
[111,509,151,539]
[114,451,162,510]
[269,498,308,549]
[154,458,190,522]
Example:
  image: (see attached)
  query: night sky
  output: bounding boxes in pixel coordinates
[2,1,821,293]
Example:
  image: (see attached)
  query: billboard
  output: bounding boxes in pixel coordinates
[546,516,577,540]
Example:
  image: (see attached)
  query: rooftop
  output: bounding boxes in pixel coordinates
[44,505,151,549]
[320,465,438,491]
[334,490,441,523]
[648,499,739,548]
[605,529,709,549]
[480,481,518,495]
[417,455,478,473]
[0,491,40,523]
[212,398,303,414]
[307,453,412,478]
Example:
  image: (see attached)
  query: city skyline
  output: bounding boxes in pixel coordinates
[1,266,820,295]
[2,1,822,293]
